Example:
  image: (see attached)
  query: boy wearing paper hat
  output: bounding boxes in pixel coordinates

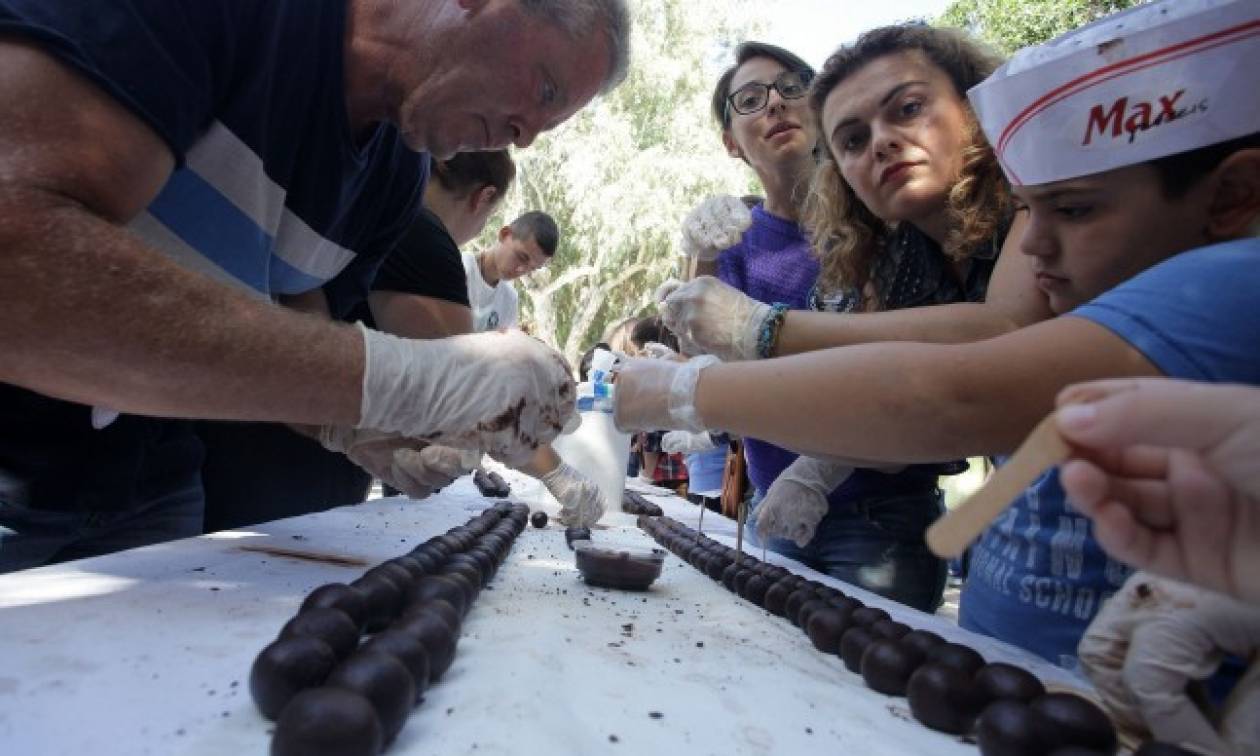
[612,0,1259,676]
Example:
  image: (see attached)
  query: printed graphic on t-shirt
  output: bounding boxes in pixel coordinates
[487,311,500,329]
[964,468,1130,669]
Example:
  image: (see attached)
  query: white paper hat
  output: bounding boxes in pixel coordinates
[968,0,1260,187]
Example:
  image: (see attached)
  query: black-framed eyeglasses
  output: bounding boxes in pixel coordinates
[725,70,814,120]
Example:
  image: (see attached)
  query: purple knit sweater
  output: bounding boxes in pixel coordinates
[716,205,818,496]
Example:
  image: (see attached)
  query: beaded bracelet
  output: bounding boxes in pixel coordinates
[756,303,790,359]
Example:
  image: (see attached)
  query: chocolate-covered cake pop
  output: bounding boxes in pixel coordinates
[975,662,1046,704]
[385,556,428,582]
[806,608,850,654]
[393,612,458,681]
[762,580,795,616]
[250,636,339,720]
[301,584,368,631]
[928,642,985,676]
[279,608,360,660]
[870,619,911,640]
[976,700,1057,756]
[740,574,771,605]
[325,651,415,744]
[907,662,986,734]
[860,638,926,696]
[899,629,945,656]
[784,589,816,623]
[406,576,469,621]
[530,510,548,528]
[405,550,442,574]
[1031,693,1117,754]
[361,630,431,701]
[849,606,891,628]
[437,566,480,605]
[795,598,830,630]
[721,563,741,592]
[271,687,383,756]
[401,598,462,636]
[704,555,729,581]
[365,561,417,595]
[840,626,877,674]
[350,574,404,632]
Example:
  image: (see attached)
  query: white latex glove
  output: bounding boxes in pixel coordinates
[641,341,680,361]
[679,195,753,261]
[1079,571,1260,756]
[755,457,854,547]
[661,430,717,454]
[320,429,480,498]
[661,276,770,362]
[539,461,606,527]
[612,355,720,434]
[356,324,575,467]
[653,278,684,306]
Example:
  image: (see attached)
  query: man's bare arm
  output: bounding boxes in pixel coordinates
[0,40,361,425]
[369,291,473,339]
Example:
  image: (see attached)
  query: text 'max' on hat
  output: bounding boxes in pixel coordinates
[968,0,1260,187]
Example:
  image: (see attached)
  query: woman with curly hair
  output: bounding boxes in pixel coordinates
[662,24,1052,612]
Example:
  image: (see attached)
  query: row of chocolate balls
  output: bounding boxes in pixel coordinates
[639,516,1120,756]
[251,501,531,756]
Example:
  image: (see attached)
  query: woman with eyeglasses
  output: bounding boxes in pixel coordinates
[658,26,1052,613]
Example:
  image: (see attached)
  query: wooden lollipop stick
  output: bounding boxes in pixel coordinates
[735,498,746,557]
[926,413,1070,559]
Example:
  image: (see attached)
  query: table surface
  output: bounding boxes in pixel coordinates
[0,471,1087,756]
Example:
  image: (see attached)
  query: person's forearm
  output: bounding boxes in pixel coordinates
[774,302,1026,357]
[369,291,472,340]
[517,444,562,478]
[693,321,1159,463]
[0,192,363,426]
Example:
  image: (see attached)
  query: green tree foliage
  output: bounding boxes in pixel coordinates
[938,0,1146,55]
[479,0,763,366]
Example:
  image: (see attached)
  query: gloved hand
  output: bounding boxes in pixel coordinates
[356,324,575,467]
[539,462,606,527]
[1079,571,1260,756]
[661,276,770,361]
[679,195,753,261]
[320,428,480,498]
[661,430,717,454]
[612,355,719,434]
[755,457,854,547]
[653,278,684,306]
[641,341,681,361]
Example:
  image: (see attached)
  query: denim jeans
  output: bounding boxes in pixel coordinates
[0,471,204,574]
[747,487,948,613]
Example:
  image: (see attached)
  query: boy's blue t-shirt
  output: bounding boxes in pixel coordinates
[960,238,1260,669]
